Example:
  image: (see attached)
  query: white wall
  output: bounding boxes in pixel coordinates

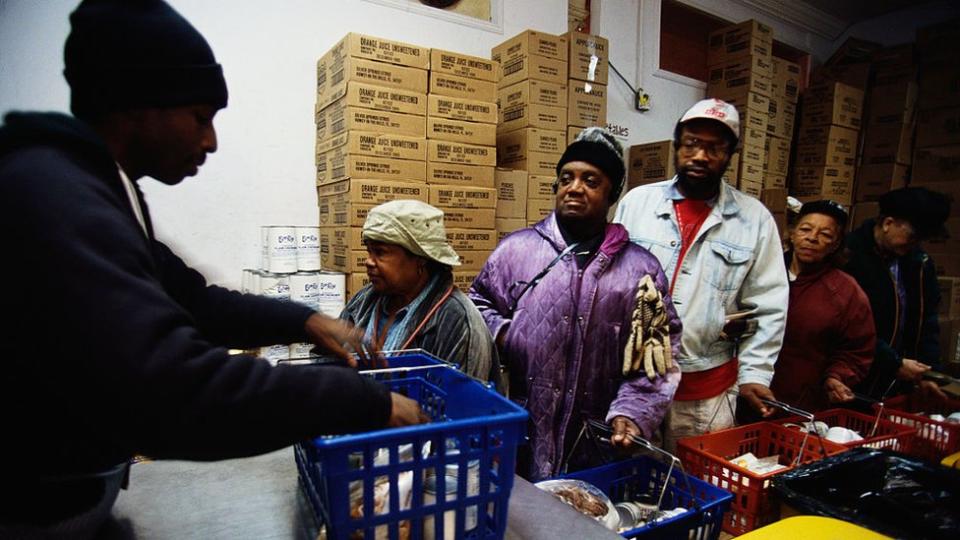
[0,0,565,288]
[1,0,955,289]
[594,0,839,152]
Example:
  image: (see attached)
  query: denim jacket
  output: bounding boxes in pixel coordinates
[613,178,788,387]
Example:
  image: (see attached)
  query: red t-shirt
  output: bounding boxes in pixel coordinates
[670,198,738,401]
[670,198,711,295]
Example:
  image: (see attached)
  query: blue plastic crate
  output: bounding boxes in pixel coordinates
[296,351,528,540]
[562,456,733,539]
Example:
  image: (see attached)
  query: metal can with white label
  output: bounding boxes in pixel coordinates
[264,226,298,274]
[296,226,321,271]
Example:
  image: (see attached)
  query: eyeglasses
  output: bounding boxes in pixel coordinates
[678,137,729,159]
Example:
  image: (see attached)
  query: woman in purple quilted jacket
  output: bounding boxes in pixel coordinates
[469,128,682,480]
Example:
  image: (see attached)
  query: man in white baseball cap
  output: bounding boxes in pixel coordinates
[613,98,789,451]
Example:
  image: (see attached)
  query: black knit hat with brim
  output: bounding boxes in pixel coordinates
[878,186,951,239]
[64,0,228,119]
[556,127,626,202]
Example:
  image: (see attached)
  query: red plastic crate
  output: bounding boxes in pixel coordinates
[875,392,960,462]
[677,422,849,536]
[773,408,917,453]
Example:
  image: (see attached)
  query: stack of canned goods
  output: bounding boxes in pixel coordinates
[240,225,347,365]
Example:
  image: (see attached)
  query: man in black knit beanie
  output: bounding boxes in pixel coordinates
[64,0,229,122]
[0,1,422,536]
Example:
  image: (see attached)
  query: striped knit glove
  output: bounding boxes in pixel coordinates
[623,275,672,379]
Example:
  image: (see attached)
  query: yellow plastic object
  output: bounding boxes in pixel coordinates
[943,451,960,470]
[737,516,892,539]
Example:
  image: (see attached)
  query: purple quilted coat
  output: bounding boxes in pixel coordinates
[469,212,681,480]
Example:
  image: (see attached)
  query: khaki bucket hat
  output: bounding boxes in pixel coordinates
[362,200,461,267]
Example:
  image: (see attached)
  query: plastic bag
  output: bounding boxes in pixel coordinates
[772,448,960,539]
[534,478,619,530]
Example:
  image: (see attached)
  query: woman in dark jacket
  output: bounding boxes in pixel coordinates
[770,200,876,413]
[341,200,499,383]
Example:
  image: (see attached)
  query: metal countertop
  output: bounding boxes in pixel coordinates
[102,448,621,540]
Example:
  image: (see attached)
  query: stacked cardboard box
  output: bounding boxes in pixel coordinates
[804,39,878,223]
[626,141,675,191]
[427,49,500,288]
[914,21,960,367]
[760,187,788,239]
[494,130,563,229]
[848,201,879,232]
[568,0,589,34]
[846,44,916,226]
[790,81,864,205]
[563,31,609,140]
[913,18,960,268]
[705,19,774,198]
[492,30,569,235]
[426,48,499,291]
[493,168,553,241]
[855,45,917,204]
[765,58,800,191]
[315,34,499,296]
[809,37,880,92]
[314,34,430,297]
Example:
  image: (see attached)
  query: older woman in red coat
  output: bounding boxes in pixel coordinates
[770,200,876,413]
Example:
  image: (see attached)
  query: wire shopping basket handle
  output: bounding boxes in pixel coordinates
[759,398,814,422]
[358,363,457,375]
[356,348,456,375]
[852,392,885,438]
[351,346,433,366]
[355,348,497,388]
[759,398,829,466]
[583,419,702,514]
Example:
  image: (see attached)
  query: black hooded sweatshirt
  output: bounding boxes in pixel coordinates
[0,112,390,509]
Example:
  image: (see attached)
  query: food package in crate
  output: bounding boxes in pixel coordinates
[534,479,619,530]
[558,454,733,539]
[775,406,918,454]
[677,421,849,535]
[535,477,692,534]
[728,452,788,474]
[876,391,960,461]
[346,442,431,533]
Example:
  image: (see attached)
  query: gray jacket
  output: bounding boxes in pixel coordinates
[342,272,499,383]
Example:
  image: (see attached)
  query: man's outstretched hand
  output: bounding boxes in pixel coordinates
[304,313,379,367]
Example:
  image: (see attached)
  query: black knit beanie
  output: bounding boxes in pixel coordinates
[64,0,228,119]
[878,186,951,240]
[799,199,848,231]
[555,127,626,203]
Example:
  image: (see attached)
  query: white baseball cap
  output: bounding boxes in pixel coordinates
[679,98,740,141]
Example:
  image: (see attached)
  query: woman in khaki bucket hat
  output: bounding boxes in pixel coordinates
[339,200,499,383]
